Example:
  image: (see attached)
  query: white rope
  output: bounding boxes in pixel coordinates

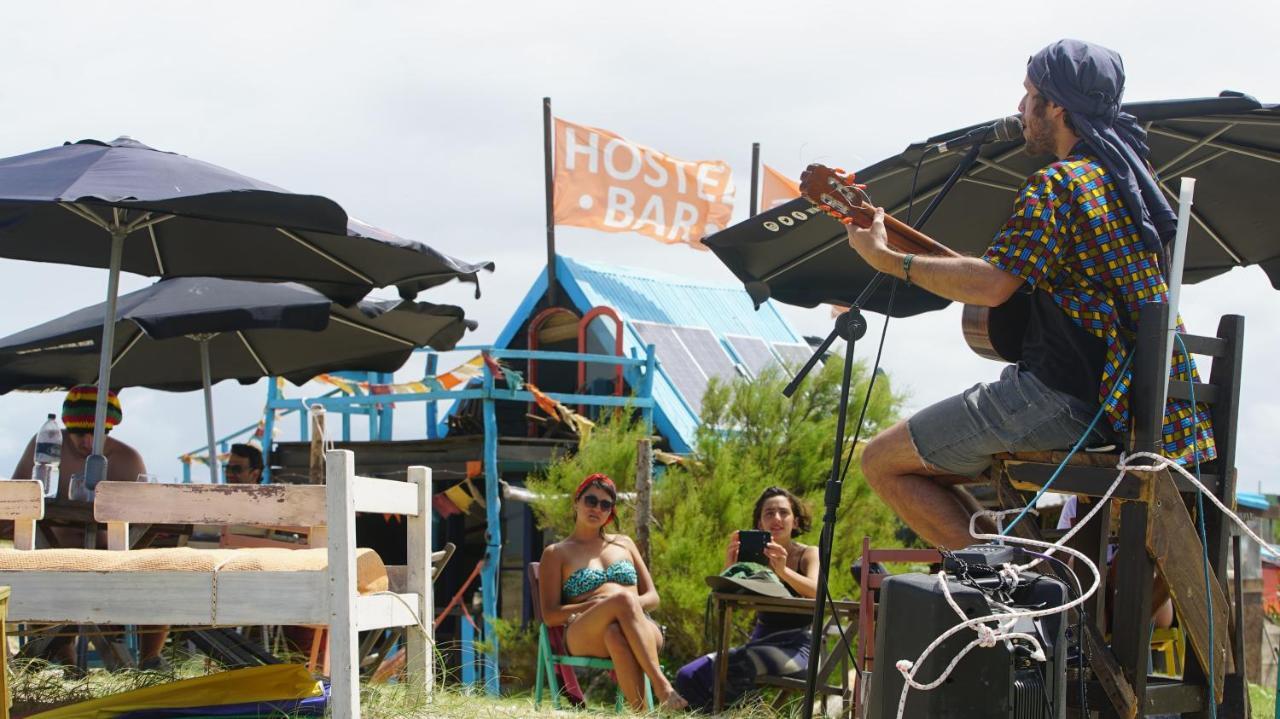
[893,450,1273,718]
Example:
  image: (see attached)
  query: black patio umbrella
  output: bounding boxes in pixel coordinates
[0,136,494,470]
[706,93,1279,317]
[0,277,475,482]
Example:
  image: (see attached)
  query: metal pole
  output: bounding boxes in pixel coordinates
[749,142,760,216]
[261,379,278,483]
[199,338,219,484]
[1161,177,1196,405]
[86,230,127,488]
[543,96,558,306]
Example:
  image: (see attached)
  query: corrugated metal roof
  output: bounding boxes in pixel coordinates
[483,255,810,453]
[561,257,801,342]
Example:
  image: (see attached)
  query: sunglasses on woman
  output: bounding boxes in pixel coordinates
[581,494,615,512]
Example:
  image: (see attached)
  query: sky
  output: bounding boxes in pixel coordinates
[0,1,1277,491]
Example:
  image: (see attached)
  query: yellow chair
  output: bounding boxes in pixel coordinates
[1150,627,1185,677]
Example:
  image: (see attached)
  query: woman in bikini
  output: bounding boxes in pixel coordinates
[537,472,687,711]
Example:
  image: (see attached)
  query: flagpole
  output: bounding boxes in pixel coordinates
[542,97,558,306]
[749,142,760,216]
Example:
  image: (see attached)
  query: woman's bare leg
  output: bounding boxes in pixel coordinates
[602,623,646,710]
[565,592,680,704]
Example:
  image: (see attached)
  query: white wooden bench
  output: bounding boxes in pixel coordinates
[0,449,434,719]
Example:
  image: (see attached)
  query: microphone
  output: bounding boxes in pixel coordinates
[927,115,1024,153]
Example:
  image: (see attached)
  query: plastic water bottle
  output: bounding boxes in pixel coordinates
[33,413,61,499]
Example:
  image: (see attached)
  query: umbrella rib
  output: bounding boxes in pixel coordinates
[110,326,145,370]
[972,156,1028,182]
[236,331,271,376]
[60,202,111,231]
[1163,149,1229,179]
[275,228,375,284]
[328,314,417,347]
[1148,126,1280,166]
[148,224,166,274]
[1154,123,1233,175]
[1157,182,1244,265]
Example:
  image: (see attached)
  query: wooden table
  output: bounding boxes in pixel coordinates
[40,498,191,549]
[709,592,859,713]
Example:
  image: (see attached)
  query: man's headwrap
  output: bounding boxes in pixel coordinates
[62,385,122,431]
[575,472,618,526]
[1027,39,1176,257]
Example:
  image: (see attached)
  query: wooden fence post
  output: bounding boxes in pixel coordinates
[636,438,653,565]
[309,406,326,485]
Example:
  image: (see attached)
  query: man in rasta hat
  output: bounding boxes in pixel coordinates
[11,385,168,670]
[841,39,1216,552]
[13,384,148,497]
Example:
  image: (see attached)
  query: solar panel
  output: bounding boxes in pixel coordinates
[632,322,710,416]
[672,326,738,386]
[772,342,818,372]
[726,335,779,379]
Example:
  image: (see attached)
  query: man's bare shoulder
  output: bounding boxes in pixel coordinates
[105,437,147,478]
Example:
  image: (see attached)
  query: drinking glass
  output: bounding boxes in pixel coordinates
[68,472,93,502]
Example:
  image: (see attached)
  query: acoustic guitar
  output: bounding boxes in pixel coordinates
[797,163,1027,363]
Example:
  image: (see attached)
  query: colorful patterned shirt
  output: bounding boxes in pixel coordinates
[981,152,1216,464]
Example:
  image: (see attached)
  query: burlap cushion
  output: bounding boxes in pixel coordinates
[0,547,388,594]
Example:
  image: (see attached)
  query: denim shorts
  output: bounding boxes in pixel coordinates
[907,364,1114,477]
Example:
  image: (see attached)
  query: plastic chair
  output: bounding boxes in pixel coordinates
[528,562,653,711]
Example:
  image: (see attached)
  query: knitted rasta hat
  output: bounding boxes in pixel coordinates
[62,385,122,431]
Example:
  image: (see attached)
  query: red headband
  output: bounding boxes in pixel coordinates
[575,473,618,526]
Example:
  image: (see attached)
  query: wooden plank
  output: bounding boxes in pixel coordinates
[1147,471,1230,704]
[0,571,327,624]
[355,593,420,631]
[308,525,328,549]
[94,482,327,526]
[1005,459,1218,498]
[0,480,44,520]
[1176,334,1228,357]
[326,449,360,719]
[1167,382,1219,404]
[352,476,419,516]
[405,465,434,695]
[310,409,326,485]
[106,521,129,551]
[13,519,35,551]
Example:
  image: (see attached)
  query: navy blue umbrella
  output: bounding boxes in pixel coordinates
[0,277,475,482]
[707,93,1279,316]
[0,136,493,477]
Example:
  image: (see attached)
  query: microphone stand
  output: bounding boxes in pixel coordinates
[795,139,986,718]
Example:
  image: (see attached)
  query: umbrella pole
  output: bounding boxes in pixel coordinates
[200,338,219,484]
[1161,177,1196,404]
[87,230,126,488]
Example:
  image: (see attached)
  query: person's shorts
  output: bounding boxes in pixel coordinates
[907,364,1114,477]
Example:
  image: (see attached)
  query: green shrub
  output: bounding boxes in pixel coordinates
[524,353,909,670]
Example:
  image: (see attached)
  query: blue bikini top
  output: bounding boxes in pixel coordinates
[562,560,637,599]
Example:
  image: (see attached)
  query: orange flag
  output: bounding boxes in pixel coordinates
[760,164,801,212]
[552,117,734,249]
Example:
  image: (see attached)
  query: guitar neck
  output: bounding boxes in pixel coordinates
[882,213,958,258]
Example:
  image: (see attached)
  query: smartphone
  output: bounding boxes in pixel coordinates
[737,530,770,565]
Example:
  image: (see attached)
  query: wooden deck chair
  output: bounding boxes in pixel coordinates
[527,562,653,711]
[852,538,941,719]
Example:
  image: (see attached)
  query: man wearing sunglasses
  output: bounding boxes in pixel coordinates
[223,443,264,485]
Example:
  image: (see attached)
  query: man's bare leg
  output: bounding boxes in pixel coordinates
[860,420,985,550]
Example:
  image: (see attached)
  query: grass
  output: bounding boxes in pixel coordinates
[1250,681,1276,719]
[7,657,791,719]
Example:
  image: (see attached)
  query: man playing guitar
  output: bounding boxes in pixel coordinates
[838,39,1216,550]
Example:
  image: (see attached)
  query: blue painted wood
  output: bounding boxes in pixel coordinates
[482,363,502,696]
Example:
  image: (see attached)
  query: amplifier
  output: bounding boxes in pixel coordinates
[866,569,1068,719]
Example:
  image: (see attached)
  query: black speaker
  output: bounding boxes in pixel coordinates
[866,570,1068,719]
